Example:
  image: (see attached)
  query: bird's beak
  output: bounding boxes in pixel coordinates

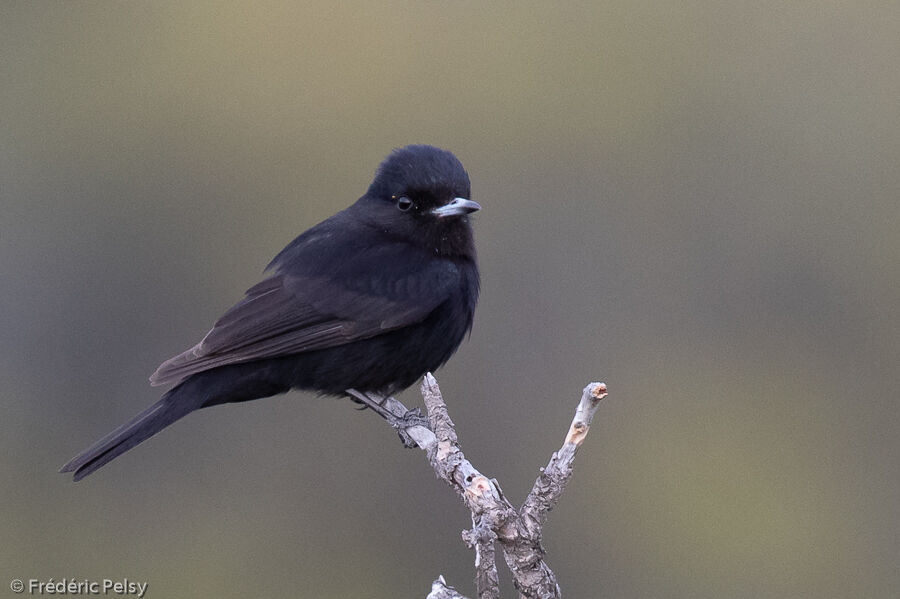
[430,197,482,218]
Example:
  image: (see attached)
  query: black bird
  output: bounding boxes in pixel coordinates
[61,144,480,481]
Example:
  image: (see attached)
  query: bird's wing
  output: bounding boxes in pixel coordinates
[149,236,460,386]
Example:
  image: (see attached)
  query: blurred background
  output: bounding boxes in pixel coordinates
[2,2,898,597]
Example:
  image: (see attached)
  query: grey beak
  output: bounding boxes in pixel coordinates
[430,197,482,218]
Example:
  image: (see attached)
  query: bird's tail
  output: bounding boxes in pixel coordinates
[60,384,203,482]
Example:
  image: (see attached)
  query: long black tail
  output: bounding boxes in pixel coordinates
[61,359,294,481]
[59,384,205,482]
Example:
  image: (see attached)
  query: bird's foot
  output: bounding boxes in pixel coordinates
[387,407,431,448]
[345,389,431,448]
[390,406,429,429]
[346,388,383,412]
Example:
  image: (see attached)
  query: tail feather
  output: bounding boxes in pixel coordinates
[60,387,201,481]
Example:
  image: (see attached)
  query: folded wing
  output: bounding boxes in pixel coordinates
[150,239,460,386]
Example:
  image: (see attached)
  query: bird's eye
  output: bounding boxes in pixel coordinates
[396,197,414,212]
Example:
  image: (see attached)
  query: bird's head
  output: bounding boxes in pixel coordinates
[354,145,481,257]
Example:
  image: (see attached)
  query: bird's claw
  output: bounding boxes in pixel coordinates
[388,406,429,429]
[345,389,431,448]
[386,407,430,448]
[396,429,417,448]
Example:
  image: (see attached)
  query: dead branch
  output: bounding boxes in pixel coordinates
[373,374,607,598]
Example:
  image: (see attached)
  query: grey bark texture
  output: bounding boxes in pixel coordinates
[376,374,608,599]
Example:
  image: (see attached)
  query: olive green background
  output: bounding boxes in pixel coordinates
[2,2,898,598]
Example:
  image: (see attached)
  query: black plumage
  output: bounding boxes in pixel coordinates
[61,145,480,481]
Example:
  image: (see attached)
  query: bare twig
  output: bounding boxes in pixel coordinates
[427,576,471,599]
[521,383,607,523]
[419,374,516,596]
[512,382,608,597]
[462,514,500,599]
[367,375,607,598]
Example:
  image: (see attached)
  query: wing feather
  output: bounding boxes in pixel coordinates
[149,235,461,387]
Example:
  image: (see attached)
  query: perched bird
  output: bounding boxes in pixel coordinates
[61,144,480,481]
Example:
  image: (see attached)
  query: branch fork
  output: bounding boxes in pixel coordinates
[364,375,608,599]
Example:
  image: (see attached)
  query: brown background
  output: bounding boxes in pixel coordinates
[2,2,898,597]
